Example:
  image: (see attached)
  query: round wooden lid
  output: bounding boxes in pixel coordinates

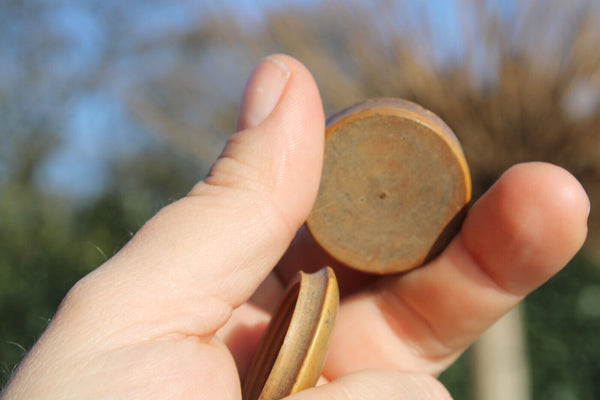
[242,267,339,400]
[306,98,471,274]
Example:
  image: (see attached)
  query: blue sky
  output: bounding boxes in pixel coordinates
[1,1,332,199]
[5,0,592,201]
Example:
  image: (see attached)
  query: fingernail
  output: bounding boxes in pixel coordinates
[238,56,290,130]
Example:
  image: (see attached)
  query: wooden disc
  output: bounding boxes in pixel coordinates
[242,267,339,400]
[306,98,471,274]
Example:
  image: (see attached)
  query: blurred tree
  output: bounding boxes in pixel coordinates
[526,254,600,400]
[0,141,199,386]
[132,0,600,256]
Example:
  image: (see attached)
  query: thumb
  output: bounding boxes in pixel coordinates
[54,55,325,348]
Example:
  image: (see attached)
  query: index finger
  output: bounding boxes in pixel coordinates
[321,162,589,378]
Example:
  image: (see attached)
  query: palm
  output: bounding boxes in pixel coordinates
[86,340,240,399]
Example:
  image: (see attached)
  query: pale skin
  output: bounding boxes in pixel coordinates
[1,54,590,399]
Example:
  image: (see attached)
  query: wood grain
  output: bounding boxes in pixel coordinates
[307,98,471,274]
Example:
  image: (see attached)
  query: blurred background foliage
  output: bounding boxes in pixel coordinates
[1,0,599,398]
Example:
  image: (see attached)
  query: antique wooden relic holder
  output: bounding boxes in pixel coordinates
[242,98,471,400]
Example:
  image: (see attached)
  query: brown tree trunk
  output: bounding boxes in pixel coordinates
[472,305,531,400]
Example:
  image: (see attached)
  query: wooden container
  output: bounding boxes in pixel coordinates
[242,267,338,400]
[307,98,471,274]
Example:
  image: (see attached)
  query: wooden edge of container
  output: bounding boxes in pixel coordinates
[242,267,339,400]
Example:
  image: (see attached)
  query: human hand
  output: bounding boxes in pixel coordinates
[1,55,589,400]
